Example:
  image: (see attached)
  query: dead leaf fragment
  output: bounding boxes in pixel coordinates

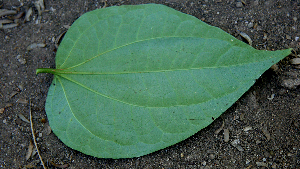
[214,121,224,135]
[17,98,29,104]
[238,30,253,46]
[0,19,13,25]
[10,91,19,98]
[25,7,33,22]
[26,140,34,160]
[0,23,18,29]
[50,161,69,168]
[262,126,271,141]
[26,43,46,51]
[18,113,30,123]
[34,0,45,16]
[44,123,52,135]
[243,126,253,132]
[223,129,229,142]
[0,9,17,17]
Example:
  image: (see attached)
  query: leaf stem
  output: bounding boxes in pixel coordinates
[36,68,58,75]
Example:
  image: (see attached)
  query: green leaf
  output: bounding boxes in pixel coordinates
[36,4,291,158]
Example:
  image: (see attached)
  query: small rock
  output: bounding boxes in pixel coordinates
[296,37,299,41]
[39,133,43,137]
[247,22,254,28]
[3,119,7,123]
[236,2,243,7]
[180,153,184,158]
[201,161,207,166]
[16,55,26,64]
[246,159,251,164]
[231,139,244,151]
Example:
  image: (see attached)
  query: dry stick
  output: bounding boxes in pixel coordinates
[29,101,47,169]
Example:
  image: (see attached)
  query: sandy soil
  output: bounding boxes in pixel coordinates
[1,0,299,168]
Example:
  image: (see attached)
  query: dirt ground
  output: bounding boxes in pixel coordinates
[1,0,299,168]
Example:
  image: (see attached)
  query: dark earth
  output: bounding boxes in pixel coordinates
[1,0,299,168]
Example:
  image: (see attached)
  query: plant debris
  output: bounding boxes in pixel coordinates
[237,30,253,46]
[223,129,229,142]
[16,98,28,104]
[29,101,47,169]
[290,58,300,65]
[50,161,69,168]
[214,121,224,135]
[0,9,17,17]
[0,23,18,29]
[26,43,46,51]
[24,7,33,22]
[262,126,271,141]
[26,140,34,160]
[243,126,253,132]
[18,113,30,123]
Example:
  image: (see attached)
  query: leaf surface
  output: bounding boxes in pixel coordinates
[36,4,291,158]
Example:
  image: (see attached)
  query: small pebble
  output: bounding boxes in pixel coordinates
[247,22,254,28]
[39,133,43,137]
[180,153,184,158]
[263,157,266,162]
[3,119,7,123]
[236,2,243,7]
[246,159,251,164]
[16,55,26,64]
[253,0,259,6]
[295,36,299,41]
[231,139,244,151]
[201,161,207,166]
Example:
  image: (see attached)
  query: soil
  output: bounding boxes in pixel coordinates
[1,0,299,168]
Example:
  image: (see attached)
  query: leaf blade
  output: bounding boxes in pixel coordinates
[41,4,291,158]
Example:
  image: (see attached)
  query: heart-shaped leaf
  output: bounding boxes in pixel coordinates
[36,4,291,158]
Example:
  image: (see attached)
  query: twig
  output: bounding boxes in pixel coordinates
[29,100,47,169]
